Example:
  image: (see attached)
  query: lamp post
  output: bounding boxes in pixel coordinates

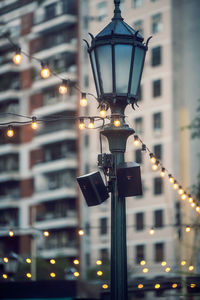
[85,1,150,299]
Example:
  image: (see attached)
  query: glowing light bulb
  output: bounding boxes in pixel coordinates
[80,93,87,107]
[173,181,179,189]
[3,274,8,279]
[79,118,85,130]
[189,265,194,271]
[26,258,32,264]
[188,195,193,203]
[78,229,85,236]
[31,117,38,130]
[43,231,49,237]
[26,273,32,278]
[140,260,146,266]
[102,284,109,289]
[13,48,22,64]
[168,174,174,183]
[190,283,196,288]
[185,225,191,233]
[172,283,178,289]
[142,268,148,273]
[191,202,196,208]
[178,186,184,195]
[59,80,68,95]
[9,230,14,237]
[149,228,155,235]
[114,118,120,127]
[181,193,187,200]
[181,260,186,266]
[160,168,166,177]
[50,272,56,278]
[165,267,171,272]
[3,257,8,263]
[155,284,160,289]
[88,118,95,129]
[74,271,80,277]
[73,259,79,265]
[7,125,14,137]
[133,135,140,147]
[152,161,159,171]
[96,260,102,265]
[97,270,103,276]
[99,105,107,118]
[50,259,56,264]
[138,284,143,289]
[161,261,167,267]
[41,62,50,79]
[196,206,200,213]
[150,153,156,164]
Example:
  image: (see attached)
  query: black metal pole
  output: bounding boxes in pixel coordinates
[102,106,134,300]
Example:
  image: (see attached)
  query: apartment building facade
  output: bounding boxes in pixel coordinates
[0,0,80,279]
[80,0,200,296]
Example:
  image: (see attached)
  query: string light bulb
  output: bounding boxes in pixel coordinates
[188,195,193,203]
[173,181,179,189]
[133,135,140,147]
[188,265,194,271]
[9,229,14,237]
[150,153,156,164]
[196,206,200,213]
[142,268,148,273]
[178,186,184,195]
[43,231,49,237]
[138,284,143,289]
[96,260,102,265]
[7,125,14,137]
[172,283,178,289]
[26,258,32,264]
[73,259,79,265]
[140,260,146,266]
[165,267,171,273]
[13,48,22,64]
[102,284,109,289]
[185,225,191,233]
[80,93,87,107]
[50,259,56,264]
[181,260,186,266]
[149,227,155,235]
[79,118,85,130]
[78,229,85,236]
[59,80,68,95]
[31,116,38,130]
[161,261,167,267]
[50,272,56,278]
[41,62,50,79]
[155,284,160,289]
[2,274,8,279]
[88,118,95,129]
[97,270,103,276]
[152,161,159,171]
[99,104,107,118]
[3,257,8,263]
[168,174,174,183]
[181,193,187,200]
[160,168,166,177]
[73,271,80,277]
[191,202,196,208]
[114,117,120,127]
[26,273,32,278]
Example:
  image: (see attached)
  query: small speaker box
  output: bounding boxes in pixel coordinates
[77,171,109,206]
[116,162,142,197]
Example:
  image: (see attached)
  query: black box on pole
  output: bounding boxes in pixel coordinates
[77,171,109,206]
[116,162,142,197]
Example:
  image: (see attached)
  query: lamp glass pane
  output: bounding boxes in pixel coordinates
[91,50,100,96]
[96,45,112,93]
[115,44,132,93]
[131,47,145,96]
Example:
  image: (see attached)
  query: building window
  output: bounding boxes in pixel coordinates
[133,20,143,35]
[154,144,162,160]
[135,117,143,134]
[154,242,164,262]
[135,149,142,164]
[99,217,108,235]
[154,177,163,195]
[97,1,107,21]
[152,13,163,34]
[85,253,90,266]
[133,0,144,9]
[135,212,144,231]
[45,3,57,20]
[153,112,162,131]
[152,79,162,97]
[100,248,109,262]
[154,210,163,228]
[135,244,145,264]
[151,46,162,67]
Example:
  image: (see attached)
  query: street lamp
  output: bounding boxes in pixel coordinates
[4,252,19,280]
[85,1,150,299]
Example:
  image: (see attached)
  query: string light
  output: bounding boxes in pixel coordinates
[73,271,80,277]
[190,283,196,288]
[26,258,32,264]
[178,186,184,195]
[31,116,38,130]
[173,181,179,189]
[8,229,14,237]
[50,259,56,264]
[181,193,187,200]
[188,195,193,203]
[152,161,159,171]
[2,274,8,279]
[141,144,146,151]
[149,227,155,235]
[140,260,146,266]
[188,265,194,271]
[142,268,148,273]
[155,284,160,289]
[185,225,191,233]
[97,270,103,276]
[196,206,200,213]
[73,259,79,265]
[165,267,171,273]
[191,202,196,208]
[80,93,87,107]
[133,135,140,147]
[88,118,95,129]
[160,167,166,177]
[7,125,14,137]
[168,174,174,184]
[96,260,102,265]
[78,229,85,236]
[113,117,120,127]
[59,79,68,95]
[161,261,167,266]
[3,257,8,263]
[40,62,50,79]
[13,47,22,64]
[102,284,109,289]
[149,153,156,164]
[26,273,32,278]
[50,272,56,278]
[99,104,107,118]
[172,283,178,289]
[181,260,186,266]
[79,118,85,130]
[43,231,49,237]
[138,284,143,289]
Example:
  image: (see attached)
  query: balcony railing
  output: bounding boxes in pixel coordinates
[36,121,75,136]
[36,210,76,222]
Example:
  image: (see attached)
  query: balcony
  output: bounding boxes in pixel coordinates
[0,207,19,227]
[33,187,77,203]
[0,51,19,75]
[36,118,76,136]
[34,216,77,230]
[0,180,20,202]
[39,245,78,259]
[34,129,77,147]
[0,73,20,97]
[33,157,77,174]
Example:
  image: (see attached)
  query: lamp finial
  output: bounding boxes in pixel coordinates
[113,0,122,20]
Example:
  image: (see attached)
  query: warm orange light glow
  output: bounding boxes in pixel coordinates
[172,283,178,289]
[73,259,79,265]
[150,154,156,164]
[26,273,32,278]
[80,93,87,107]
[161,261,167,267]
[96,260,102,266]
[181,260,186,266]
[9,230,14,237]
[74,271,80,277]
[78,229,85,236]
[133,135,140,147]
[59,81,68,95]
[97,270,103,276]
[2,274,8,279]
[7,126,14,137]
[140,260,146,266]
[41,63,50,79]
[178,187,184,195]
[50,272,56,278]
[189,265,194,271]
[165,267,171,273]
[173,181,179,189]
[114,119,120,127]
[13,51,22,64]
[26,258,32,264]
[50,259,56,264]
[160,168,165,177]
[88,118,95,129]
[3,257,8,263]
[168,175,174,183]
[43,231,49,237]
[79,118,85,130]
[99,105,107,118]
[185,226,191,233]
[102,284,109,289]
[149,228,155,235]
[138,284,143,289]
[155,284,160,289]
[142,268,148,273]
